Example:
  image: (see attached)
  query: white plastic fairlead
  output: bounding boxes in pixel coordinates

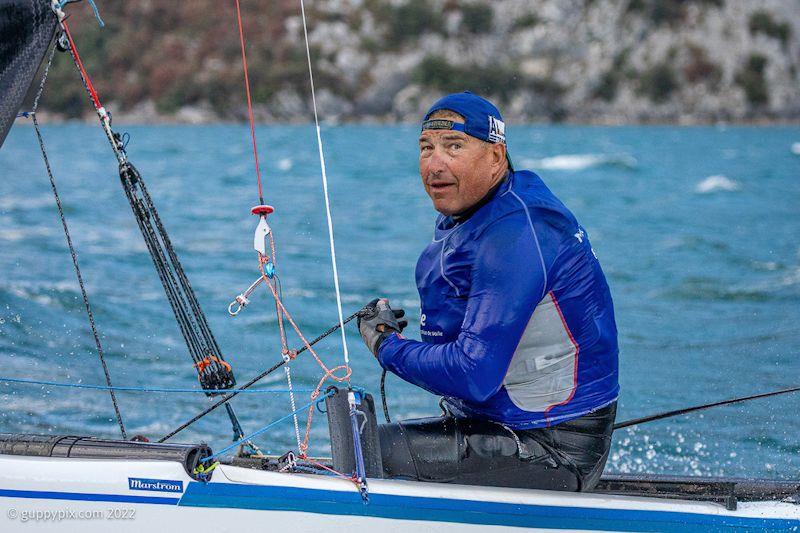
[253,216,271,255]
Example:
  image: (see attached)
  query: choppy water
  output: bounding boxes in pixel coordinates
[0,123,798,479]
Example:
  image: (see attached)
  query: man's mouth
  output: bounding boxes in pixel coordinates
[428,182,456,193]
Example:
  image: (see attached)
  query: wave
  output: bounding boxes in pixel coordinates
[0,226,53,242]
[0,195,54,211]
[665,270,799,303]
[792,142,800,155]
[521,153,638,171]
[695,175,740,193]
[608,427,719,477]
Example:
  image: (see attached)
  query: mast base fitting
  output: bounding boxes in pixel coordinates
[251,205,274,216]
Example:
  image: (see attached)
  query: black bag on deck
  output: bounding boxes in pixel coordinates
[325,387,383,478]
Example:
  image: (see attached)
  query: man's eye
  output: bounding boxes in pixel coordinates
[449,143,461,150]
[420,145,432,152]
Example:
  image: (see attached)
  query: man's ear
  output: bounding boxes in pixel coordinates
[492,142,507,168]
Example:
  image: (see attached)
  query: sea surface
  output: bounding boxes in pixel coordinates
[0,123,798,479]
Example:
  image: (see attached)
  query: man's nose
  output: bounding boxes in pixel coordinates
[425,146,447,176]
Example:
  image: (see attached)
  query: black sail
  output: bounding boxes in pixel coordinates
[0,0,56,149]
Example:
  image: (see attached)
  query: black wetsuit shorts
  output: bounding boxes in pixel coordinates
[378,402,616,491]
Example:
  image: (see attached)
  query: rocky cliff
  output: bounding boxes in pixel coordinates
[36,0,800,123]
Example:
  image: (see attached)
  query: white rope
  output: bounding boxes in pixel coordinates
[283,365,303,451]
[299,0,351,373]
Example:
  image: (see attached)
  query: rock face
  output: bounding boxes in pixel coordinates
[40,0,800,123]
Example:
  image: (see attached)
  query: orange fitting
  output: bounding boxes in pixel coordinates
[193,355,232,376]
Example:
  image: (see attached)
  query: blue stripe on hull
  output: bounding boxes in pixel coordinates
[0,484,796,531]
[179,482,799,532]
[0,488,179,505]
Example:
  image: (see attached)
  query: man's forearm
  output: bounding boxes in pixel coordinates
[378,333,507,403]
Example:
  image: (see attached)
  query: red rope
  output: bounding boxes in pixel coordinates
[302,458,359,486]
[257,234,352,456]
[234,0,265,204]
[233,3,347,460]
[61,20,102,111]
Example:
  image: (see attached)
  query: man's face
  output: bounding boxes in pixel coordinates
[419,118,506,216]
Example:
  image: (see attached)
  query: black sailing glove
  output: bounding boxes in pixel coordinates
[357,298,407,357]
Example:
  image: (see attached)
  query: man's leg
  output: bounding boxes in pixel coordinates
[377,402,616,491]
[543,402,617,490]
[378,416,581,490]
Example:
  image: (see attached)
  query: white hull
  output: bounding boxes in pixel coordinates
[0,455,797,532]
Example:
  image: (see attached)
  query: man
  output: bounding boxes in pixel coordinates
[359,92,619,491]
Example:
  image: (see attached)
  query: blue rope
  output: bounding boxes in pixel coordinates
[201,390,335,463]
[86,0,104,27]
[58,0,104,27]
[0,376,312,394]
[349,390,369,500]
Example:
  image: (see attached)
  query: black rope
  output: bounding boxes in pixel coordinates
[159,310,362,442]
[118,162,235,392]
[613,386,800,430]
[380,368,391,423]
[29,43,126,439]
[58,18,231,387]
[55,16,245,439]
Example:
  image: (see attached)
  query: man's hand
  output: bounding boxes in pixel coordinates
[358,298,407,357]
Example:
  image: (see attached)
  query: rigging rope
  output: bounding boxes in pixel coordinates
[227,0,356,459]
[45,1,361,463]
[245,263,351,455]
[200,389,336,464]
[614,385,800,430]
[232,0,305,452]
[299,0,351,375]
[56,12,236,394]
[27,40,127,439]
[117,163,236,391]
[0,376,312,394]
[51,3,250,446]
[233,0,265,205]
[380,368,391,423]
[298,3,367,498]
[159,310,361,442]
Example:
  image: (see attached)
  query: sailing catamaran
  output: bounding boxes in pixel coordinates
[1,1,798,531]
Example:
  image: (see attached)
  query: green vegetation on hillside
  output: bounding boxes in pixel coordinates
[625,0,724,26]
[683,45,722,88]
[460,3,493,34]
[749,11,791,47]
[736,54,769,106]
[637,62,678,103]
[413,55,522,100]
[388,0,443,44]
[23,0,795,122]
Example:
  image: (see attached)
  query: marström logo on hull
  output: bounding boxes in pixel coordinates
[128,477,184,493]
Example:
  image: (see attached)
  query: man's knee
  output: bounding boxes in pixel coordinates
[378,416,461,481]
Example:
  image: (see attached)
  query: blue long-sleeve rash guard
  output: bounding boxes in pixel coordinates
[378,170,619,429]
